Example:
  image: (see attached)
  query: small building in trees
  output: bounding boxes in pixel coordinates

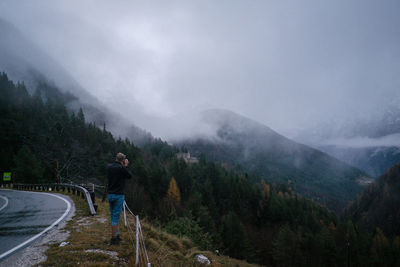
[176,152,199,164]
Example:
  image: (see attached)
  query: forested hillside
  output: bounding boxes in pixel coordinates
[0,18,154,147]
[178,109,367,211]
[1,72,399,266]
[347,161,400,237]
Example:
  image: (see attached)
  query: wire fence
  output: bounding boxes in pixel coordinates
[123,201,151,267]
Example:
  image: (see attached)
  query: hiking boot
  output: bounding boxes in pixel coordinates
[116,235,122,242]
[110,237,120,245]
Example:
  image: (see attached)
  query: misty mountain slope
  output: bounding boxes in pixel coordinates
[178,109,367,210]
[0,18,152,145]
[318,145,400,177]
[0,18,95,104]
[294,104,400,177]
[347,160,400,236]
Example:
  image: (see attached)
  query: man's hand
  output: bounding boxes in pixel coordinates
[123,159,129,166]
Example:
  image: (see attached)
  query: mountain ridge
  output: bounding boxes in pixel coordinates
[291,103,400,177]
[178,108,368,211]
[0,18,153,145]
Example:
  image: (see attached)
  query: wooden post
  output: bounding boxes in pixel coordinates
[123,202,127,227]
[136,215,139,265]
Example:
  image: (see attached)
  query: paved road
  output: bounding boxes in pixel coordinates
[0,189,71,261]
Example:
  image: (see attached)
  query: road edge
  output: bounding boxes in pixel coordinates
[0,191,76,266]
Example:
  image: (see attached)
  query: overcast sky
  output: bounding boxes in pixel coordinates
[1,0,400,139]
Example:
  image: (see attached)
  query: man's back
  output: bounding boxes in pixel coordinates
[107,161,132,195]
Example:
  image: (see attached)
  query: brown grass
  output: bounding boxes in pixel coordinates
[36,192,264,267]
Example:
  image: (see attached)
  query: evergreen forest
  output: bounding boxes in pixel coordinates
[1,72,399,266]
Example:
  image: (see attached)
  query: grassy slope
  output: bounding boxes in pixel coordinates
[37,193,263,267]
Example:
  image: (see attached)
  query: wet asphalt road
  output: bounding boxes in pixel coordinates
[0,189,71,261]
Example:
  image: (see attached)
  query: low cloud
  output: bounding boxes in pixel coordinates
[0,1,400,140]
[322,134,400,148]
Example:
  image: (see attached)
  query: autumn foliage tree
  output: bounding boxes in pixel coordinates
[166,176,181,204]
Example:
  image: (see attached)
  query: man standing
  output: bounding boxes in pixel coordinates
[107,152,132,245]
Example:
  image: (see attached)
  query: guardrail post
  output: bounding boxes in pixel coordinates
[90,191,95,203]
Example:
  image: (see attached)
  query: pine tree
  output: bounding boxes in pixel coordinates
[392,236,400,266]
[13,145,44,183]
[370,228,390,266]
[316,226,338,266]
[221,211,249,259]
[272,224,299,266]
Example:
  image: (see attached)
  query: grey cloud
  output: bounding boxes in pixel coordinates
[0,0,399,140]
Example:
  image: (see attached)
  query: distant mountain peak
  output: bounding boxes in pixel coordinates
[200,108,280,139]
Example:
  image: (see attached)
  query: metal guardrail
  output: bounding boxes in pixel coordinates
[12,183,97,215]
[4,183,152,265]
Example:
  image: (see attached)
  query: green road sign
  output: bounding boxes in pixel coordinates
[3,172,11,182]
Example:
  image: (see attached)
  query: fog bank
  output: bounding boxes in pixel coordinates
[1,1,399,141]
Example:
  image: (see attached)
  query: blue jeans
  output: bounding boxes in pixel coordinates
[108,194,124,226]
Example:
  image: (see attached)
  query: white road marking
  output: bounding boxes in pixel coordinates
[0,195,8,213]
[0,191,72,260]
